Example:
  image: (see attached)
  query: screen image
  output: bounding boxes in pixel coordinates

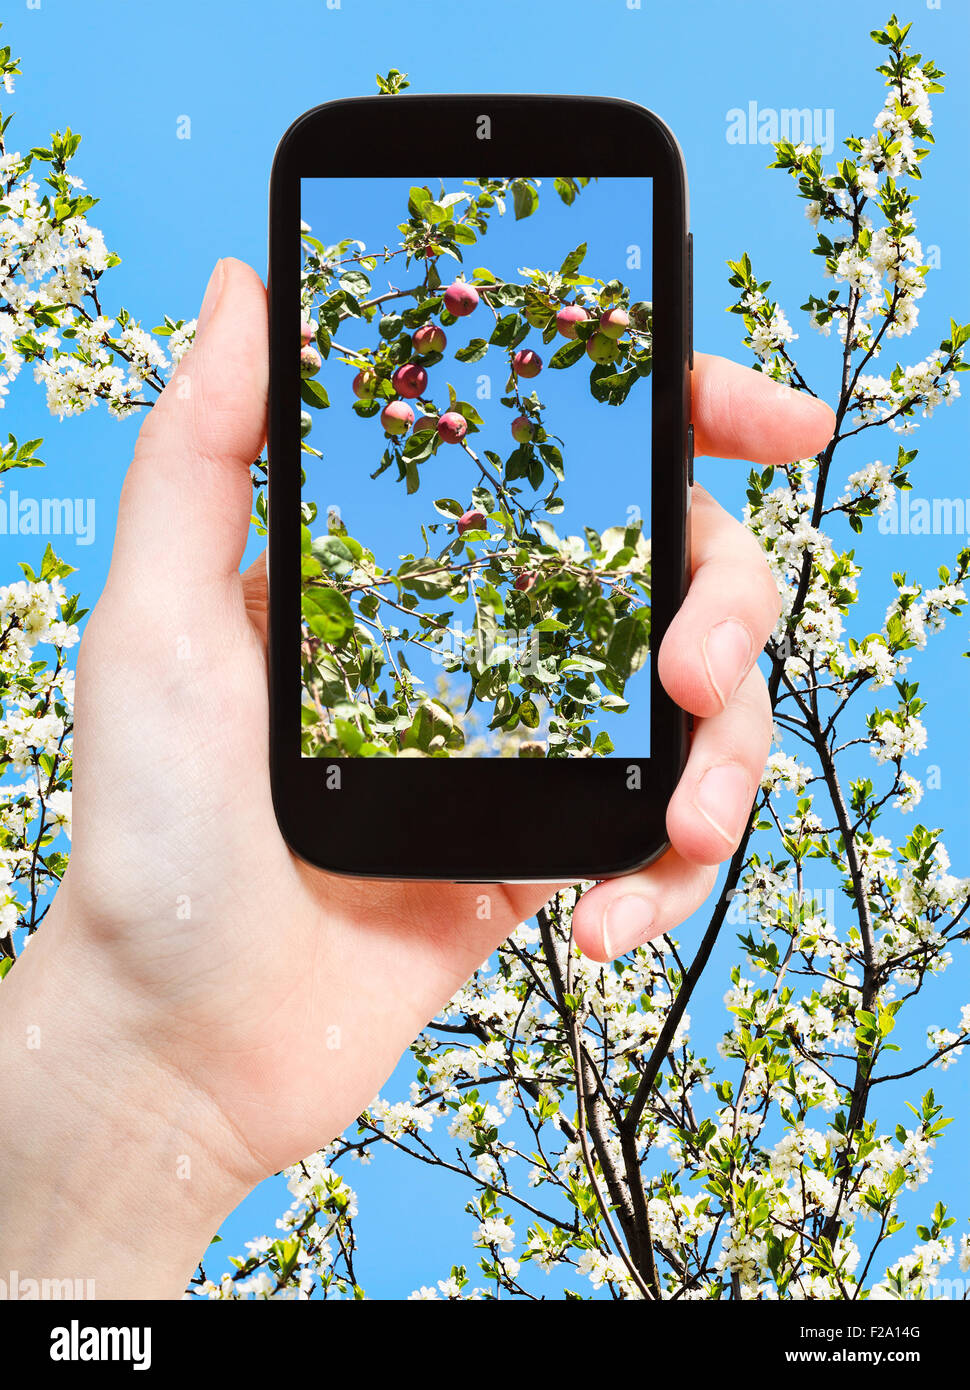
[298,175,653,759]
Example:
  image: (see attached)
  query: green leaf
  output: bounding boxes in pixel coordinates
[311,536,356,577]
[490,313,521,348]
[403,699,462,752]
[398,560,452,599]
[558,243,587,278]
[606,613,650,681]
[538,443,564,479]
[518,698,540,730]
[340,270,371,297]
[403,431,436,463]
[455,338,489,363]
[38,543,76,581]
[590,366,638,405]
[549,339,586,369]
[452,400,484,428]
[304,587,354,643]
[300,379,330,409]
[511,180,539,220]
[505,444,533,482]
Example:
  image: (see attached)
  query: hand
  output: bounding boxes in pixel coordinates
[0,259,834,1297]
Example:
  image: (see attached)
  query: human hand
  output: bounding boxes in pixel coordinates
[0,258,834,1297]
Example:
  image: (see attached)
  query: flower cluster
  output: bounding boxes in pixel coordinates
[0,547,79,947]
[0,112,195,418]
[193,1152,361,1300]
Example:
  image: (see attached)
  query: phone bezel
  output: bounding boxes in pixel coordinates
[268,93,690,881]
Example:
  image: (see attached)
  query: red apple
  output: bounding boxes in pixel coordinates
[512,349,542,379]
[556,305,589,339]
[599,307,630,340]
[511,415,536,443]
[514,571,537,592]
[412,323,447,355]
[300,346,321,377]
[381,400,414,435]
[300,319,315,346]
[443,281,480,317]
[457,508,486,534]
[437,411,468,444]
[392,363,428,399]
[352,367,378,399]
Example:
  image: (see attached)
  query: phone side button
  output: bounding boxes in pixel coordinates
[687,421,695,488]
[687,231,694,370]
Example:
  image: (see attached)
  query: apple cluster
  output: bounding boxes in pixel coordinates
[554,303,630,360]
[356,280,484,446]
[305,278,626,448]
[302,273,637,552]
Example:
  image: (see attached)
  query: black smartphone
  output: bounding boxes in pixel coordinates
[267,93,691,881]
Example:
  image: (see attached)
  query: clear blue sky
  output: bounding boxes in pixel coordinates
[3,0,968,1297]
[300,173,653,753]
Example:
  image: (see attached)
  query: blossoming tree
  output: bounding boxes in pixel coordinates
[2,19,969,1299]
[0,27,193,961]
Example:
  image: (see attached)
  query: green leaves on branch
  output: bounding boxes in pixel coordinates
[0,434,45,473]
[299,167,653,758]
[375,68,410,95]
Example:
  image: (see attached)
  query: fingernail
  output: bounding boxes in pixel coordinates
[602,894,656,958]
[702,620,752,708]
[695,763,752,846]
[196,259,226,341]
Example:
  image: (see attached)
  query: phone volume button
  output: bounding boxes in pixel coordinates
[687,422,695,488]
[687,231,694,370]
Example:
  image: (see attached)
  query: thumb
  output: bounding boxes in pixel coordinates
[108,258,268,588]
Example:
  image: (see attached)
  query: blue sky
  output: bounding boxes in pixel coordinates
[2,0,968,1297]
[300,173,653,754]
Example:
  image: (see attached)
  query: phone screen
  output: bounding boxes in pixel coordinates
[298,175,652,762]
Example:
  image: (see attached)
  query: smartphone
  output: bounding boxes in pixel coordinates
[267,94,691,881]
